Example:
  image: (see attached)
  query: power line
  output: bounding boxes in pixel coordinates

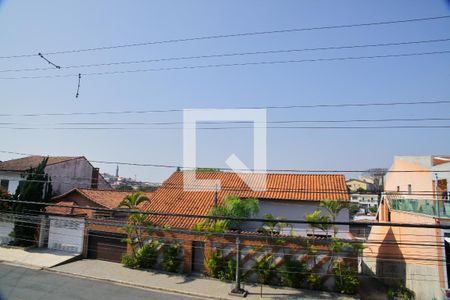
[2,198,450,229]
[1,15,448,59]
[1,37,449,73]
[2,116,450,126]
[1,149,450,174]
[0,125,449,130]
[1,49,450,80]
[0,180,443,198]
[0,100,449,118]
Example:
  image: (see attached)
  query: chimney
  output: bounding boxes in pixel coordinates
[91,167,99,189]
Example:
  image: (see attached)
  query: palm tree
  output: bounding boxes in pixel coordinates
[305,210,331,265]
[305,210,331,237]
[196,195,259,232]
[320,199,349,237]
[119,191,150,210]
[119,192,151,250]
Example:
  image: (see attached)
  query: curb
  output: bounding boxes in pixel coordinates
[43,267,233,300]
[1,260,44,270]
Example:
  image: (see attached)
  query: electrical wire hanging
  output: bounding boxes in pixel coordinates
[38,53,61,69]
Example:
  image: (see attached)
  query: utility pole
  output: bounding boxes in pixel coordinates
[230,230,247,297]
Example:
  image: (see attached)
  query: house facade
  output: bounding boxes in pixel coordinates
[0,156,111,196]
[44,188,153,259]
[81,171,355,277]
[350,193,379,210]
[141,171,352,238]
[364,155,450,300]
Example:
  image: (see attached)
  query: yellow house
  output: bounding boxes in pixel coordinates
[346,178,375,192]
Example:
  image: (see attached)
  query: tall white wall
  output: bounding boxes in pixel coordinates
[242,199,350,238]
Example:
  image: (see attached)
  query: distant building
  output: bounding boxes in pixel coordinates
[0,156,111,196]
[102,172,157,192]
[346,178,376,192]
[350,193,379,210]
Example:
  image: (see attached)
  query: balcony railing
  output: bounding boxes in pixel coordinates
[388,197,450,218]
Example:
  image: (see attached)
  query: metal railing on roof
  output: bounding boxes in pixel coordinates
[386,194,450,218]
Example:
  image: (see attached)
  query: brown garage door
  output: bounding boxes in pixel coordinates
[87,231,127,262]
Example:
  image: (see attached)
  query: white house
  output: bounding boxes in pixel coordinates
[0,156,111,196]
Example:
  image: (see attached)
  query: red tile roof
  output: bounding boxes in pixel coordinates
[142,171,349,229]
[51,188,153,210]
[46,201,77,215]
[432,156,450,166]
[0,155,82,171]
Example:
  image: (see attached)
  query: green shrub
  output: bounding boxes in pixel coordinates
[387,282,415,300]
[163,242,182,273]
[306,272,323,290]
[333,262,359,294]
[207,250,236,281]
[279,258,307,288]
[137,240,160,269]
[226,257,236,280]
[121,254,139,269]
[207,250,225,278]
[252,255,277,285]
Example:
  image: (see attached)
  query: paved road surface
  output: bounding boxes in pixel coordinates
[0,263,203,300]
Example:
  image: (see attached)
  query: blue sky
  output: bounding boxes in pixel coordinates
[0,1,449,182]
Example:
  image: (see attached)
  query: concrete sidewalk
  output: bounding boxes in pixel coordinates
[50,260,359,300]
[0,246,80,268]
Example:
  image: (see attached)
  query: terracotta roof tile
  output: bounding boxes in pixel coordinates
[52,188,153,209]
[432,156,450,166]
[142,171,349,229]
[0,155,82,171]
[45,200,76,215]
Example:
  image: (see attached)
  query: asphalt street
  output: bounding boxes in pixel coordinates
[0,263,203,300]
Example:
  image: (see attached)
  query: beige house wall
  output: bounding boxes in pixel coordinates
[384,158,433,198]
[364,209,446,299]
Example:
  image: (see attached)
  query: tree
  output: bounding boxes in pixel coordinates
[356,187,366,194]
[195,195,259,232]
[320,199,349,237]
[0,187,11,211]
[114,184,134,191]
[305,209,331,237]
[305,209,331,265]
[11,157,52,246]
[195,168,222,173]
[369,205,378,214]
[251,254,276,296]
[119,192,151,255]
[260,213,290,236]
